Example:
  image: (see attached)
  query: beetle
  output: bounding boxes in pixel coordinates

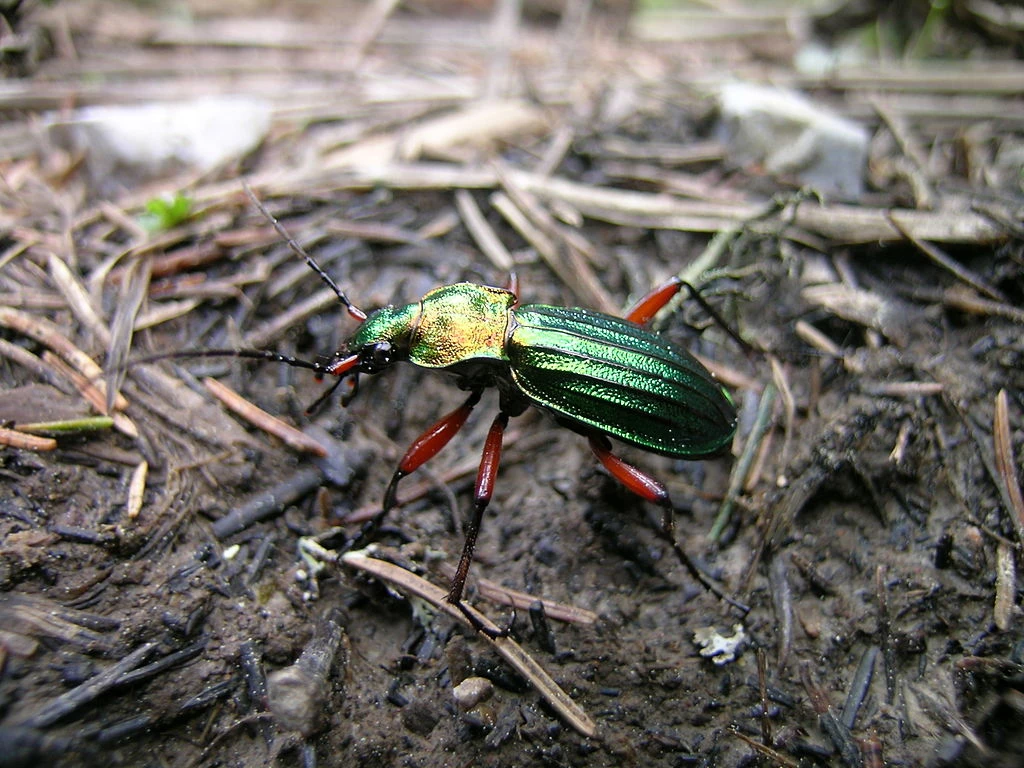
[326,277,739,609]
[174,194,741,618]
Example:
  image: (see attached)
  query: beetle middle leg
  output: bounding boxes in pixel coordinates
[588,434,749,615]
[361,390,516,632]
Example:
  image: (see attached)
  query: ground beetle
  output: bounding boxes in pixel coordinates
[190,195,740,619]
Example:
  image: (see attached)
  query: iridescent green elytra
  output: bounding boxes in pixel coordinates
[339,282,736,458]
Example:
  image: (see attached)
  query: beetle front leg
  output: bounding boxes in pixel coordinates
[350,391,485,553]
[587,435,749,614]
[381,390,483,517]
[352,391,482,553]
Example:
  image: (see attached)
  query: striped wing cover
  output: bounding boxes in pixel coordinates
[508,305,736,458]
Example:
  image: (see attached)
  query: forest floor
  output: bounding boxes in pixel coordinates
[1,1,1023,766]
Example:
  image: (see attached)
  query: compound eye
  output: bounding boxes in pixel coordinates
[365,341,393,372]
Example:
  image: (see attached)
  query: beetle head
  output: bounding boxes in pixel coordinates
[323,302,418,382]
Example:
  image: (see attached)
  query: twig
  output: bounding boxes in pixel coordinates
[484,0,521,100]
[731,730,799,768]
[875,566,896,706]
[768,555,793,671]
[888,213,1008,301]
[14,417,114,435]
[794,319,842,357]
[769,356,795,481]
[534,123,575,177]
[904,284,1024,323]
[993,389,1024,544]
[861,381,944,398]
[800,665,862,768]
[756,648,772,745]
[436,563,597,625]
[994,542,1015,631]
[455,189,513,272]
[0,307,128,411]
[712,381,774,542]
[494,164,618,313]
[0,426,57,451]
[105,253,152,411]
[126,460,148,521]
[202,377,328,457]
[47,253,111,346]
[340,549,597,738]
[134,298,202,331]
[310,163,1009,245]
[342,0,402,72]
[40,351,138,438]
[17,642,159,728]
[212,467,325,540]
[840,646,879,729]
[490,191,561,275]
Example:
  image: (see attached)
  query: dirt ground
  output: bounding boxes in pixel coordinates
[1,1,1023,767]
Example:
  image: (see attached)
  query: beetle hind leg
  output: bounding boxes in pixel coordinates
[587,435,749,615]
[624,276,686,326]
[446,410,511,637]
[626,276,749,351]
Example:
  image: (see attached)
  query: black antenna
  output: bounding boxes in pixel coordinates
[244,184,367,322]
[132,348,335,375]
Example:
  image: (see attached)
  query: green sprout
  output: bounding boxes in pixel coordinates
[139,192,193,232]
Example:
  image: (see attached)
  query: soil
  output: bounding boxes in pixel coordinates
[1,2,1023,767]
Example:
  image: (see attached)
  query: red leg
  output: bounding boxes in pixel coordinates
[627,277,749,350]
[587,434,670,505]
[447,410,509,606]
[588,435,748,614]
[624,277,685,325]
[382,390,482,515]
[505,272,520,308]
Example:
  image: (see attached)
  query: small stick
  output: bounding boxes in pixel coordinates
[712,382,775,542]
[41,352,138,438]
[212,468,324,540]
[436,562,597,625]
[768,555,793,672]
[126,460,148,520]
[15,417,114,434]
[455,189,513,272]
[0,307,128,411]
[993,389,1024,544]
[202,377,328,457]
[0,426,57,451]
[840,646,879,729]
[341,549,597,738]
[17,642,159,728]
[888,212,1007,302]
[994,542,1015,631]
